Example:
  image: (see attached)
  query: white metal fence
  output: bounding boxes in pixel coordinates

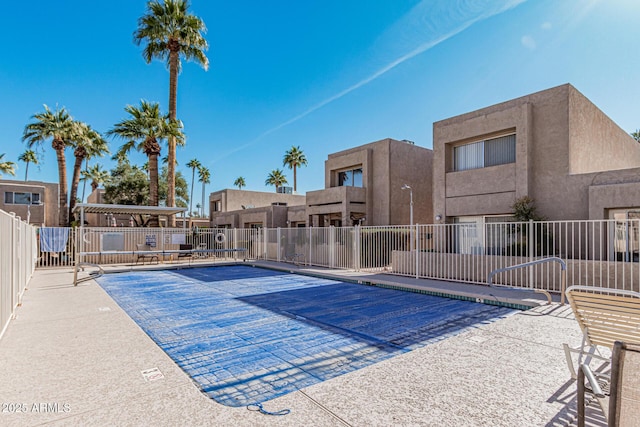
[0,210,37,340]
[35,218,640,295]
[258,220,639,293]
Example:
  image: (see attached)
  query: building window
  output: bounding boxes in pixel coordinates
[338,167,363,187]
[453,134,516,171]
[212,200,221,212]
[4,192,40,205]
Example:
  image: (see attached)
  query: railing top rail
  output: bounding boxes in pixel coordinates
[487,257,566,285]
[487,257,567,305]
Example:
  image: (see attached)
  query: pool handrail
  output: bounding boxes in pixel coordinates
[487,256,567,305]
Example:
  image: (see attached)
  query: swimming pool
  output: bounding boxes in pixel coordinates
[97,265,516,407]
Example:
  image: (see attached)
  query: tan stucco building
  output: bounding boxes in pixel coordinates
[307,138,433,226]
[209,138,434,228]
[0,180,59,226]
[433,84,640,225]
[209,189,306,228]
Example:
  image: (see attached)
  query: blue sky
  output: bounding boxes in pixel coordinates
[1,0,639,214]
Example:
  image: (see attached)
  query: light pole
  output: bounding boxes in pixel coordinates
[402,184,414,250]
[26,197,42,225]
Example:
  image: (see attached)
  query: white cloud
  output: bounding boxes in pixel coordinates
[541,21,552,30]
[521,35,537,50]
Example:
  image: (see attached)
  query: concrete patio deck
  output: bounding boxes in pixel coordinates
[0,264,606,426]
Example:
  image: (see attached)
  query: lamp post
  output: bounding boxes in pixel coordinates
[402,184,414,250]
[26,197,42,225]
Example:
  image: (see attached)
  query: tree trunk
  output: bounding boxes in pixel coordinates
[24,161,29,181]
[148,152,160,227]
[293,165,297,192]
[189,167,195,226]
[69,151,85,224]
[53,139,68,226]
[167,46,180,227]
[81,159,88,204]
[201,181,205,217]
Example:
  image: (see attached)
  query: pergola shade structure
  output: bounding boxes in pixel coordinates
[73,203,188,228]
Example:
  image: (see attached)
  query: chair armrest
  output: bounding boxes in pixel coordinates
[580,363,605,398]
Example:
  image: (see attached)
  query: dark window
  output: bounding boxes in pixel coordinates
[3,191,40,205]
[338,167,363,187]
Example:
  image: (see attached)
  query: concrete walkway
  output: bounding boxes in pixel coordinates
[0,265,603,426]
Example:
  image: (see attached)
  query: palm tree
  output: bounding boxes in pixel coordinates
[265,169,287,192]
[69,122,109,222]
[283,146,307,193]
[107,100,183,227]
[22,105,74,226]
[18,150,38,181]
[198,166,210,217]
[632,130,640,143]
[186,158,201,221]
[81,164,110,192]
[0,153,16,176]
[234,176,245,190]
[134,0,209,225]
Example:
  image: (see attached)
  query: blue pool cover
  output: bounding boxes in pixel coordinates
[97,265,516,407]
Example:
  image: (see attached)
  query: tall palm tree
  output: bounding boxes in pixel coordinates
[69,122,109,222]
[234,176,245,190]
[107,100,183,227]
[265,169,287,192]
[134,0,209,225]
[198,166,210,217]
[18,150,38,181]
[22,105,74,226]
[186,158,201,220]
[81,164,110,192]
[283,146,307,193]
[0,153,16,176]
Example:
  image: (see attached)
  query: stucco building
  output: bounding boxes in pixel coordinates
[306,138,433,226]
[0,180,58,226]
[209,189,306,228]
[433,84,640,226]
[209,138,434,228]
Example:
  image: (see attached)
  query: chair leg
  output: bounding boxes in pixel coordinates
[564,343,578,379]
[577,367,585,427]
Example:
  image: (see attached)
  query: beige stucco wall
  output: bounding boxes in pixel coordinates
[320,138,433,226]
[433,84,640,222]
[586,167,640,219]
[388,140,433,225]
[568,87,640,174]
[433,97,533,220]
[211,204,290,228]
[0,180,59,226]
[209,189,305,215]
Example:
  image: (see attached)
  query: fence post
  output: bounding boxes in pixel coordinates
[309,227,312,266]
[529,219,534,287]
[277,227,281,262]
[354,226,361,272]
[262,228,267,260]
[161,228,165,261]
[415,223,420,279]
[329,226,336,268]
